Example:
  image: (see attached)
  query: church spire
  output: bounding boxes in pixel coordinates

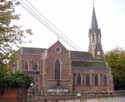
[91,5,98,30]
[88,3,103,58]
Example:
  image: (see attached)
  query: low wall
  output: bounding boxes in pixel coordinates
[0,88,27,102]
[30,91,125,102]
[30,96,125,102]
[0,89,17,102]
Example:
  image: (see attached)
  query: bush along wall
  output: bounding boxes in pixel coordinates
[0,64,34,95]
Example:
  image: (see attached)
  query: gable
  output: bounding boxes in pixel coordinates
[48,40,68,52]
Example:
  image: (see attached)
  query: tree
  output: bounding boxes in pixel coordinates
[0,0,33,94]
[0,0,32,64]
[105,48,125,90]
[11,71,34,88]
[0,70,34,95]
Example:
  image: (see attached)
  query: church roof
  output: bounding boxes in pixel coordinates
[70,50,106,71]
[72,66,107,71]
[17,47,46,55]
[72,60,107,71]
[70,51,93,61]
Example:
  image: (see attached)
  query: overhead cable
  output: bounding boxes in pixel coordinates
[17,0,82,50]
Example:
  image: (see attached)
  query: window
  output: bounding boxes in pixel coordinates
[55,47,61,53]
[24,62,28,70]
[94,74,98,86]
[22,61,28,71]
[86,74,90,86]
[100,74,103,85]
[104,74,107,85]
[22,60,24,70]
[92,34,95,42]
[91,74,95,86]
[82,74,85,86]
[30,61,33,70]
[73,73,76,91]
[55,60,61,80]
[33,63,38,71]
[77,73,81,86]
[73,73,76,85]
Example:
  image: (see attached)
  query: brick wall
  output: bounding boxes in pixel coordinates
[45,41,72,92]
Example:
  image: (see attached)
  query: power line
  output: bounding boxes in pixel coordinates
[21,0,81,50]
[17,0,82,51]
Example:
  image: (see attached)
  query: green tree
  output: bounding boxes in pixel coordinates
[105,48,125,90]
[11,71,34,88]
[0,0,33,94]
[0,0,32,64]
[0,70,34,94]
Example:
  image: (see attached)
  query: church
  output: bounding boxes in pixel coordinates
[17,6,114,94]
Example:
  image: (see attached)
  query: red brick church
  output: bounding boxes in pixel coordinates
[16,6,114,94]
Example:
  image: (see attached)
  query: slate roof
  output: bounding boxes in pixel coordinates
[72,66,107,71]
[70,51,93,61]
[70,51,107,71]
[72,61,107,71]
[17,47,46,55]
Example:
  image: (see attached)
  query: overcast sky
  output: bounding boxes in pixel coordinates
[15,0,125,52]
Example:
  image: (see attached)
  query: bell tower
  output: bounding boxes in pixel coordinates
[88,5,103,58]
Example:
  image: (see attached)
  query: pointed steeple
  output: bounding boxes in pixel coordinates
[88,3,103,58]
[91,5,98,30]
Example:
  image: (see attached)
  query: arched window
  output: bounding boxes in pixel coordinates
[95,74,98,86]
[33,63,38,71]
[24,62,28,70]
[73,73,76,85]
[92,34,95,42]
[55,60,61,80]
[22,60,24,69]
[82,74,85,86]
[73,73,76,91]
[104,74,107,85]
[86,74,90,86]
[30,61,33,70]
[100,74,103,85]
[91,74,94,86]
[77,73,81,86]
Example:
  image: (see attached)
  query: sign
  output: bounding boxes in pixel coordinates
[76,93,81,96]
[48,88,69,93]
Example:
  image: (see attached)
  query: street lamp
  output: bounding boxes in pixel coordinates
[30,83,33,87]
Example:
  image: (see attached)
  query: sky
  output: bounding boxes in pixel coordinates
[15,0,125,52]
